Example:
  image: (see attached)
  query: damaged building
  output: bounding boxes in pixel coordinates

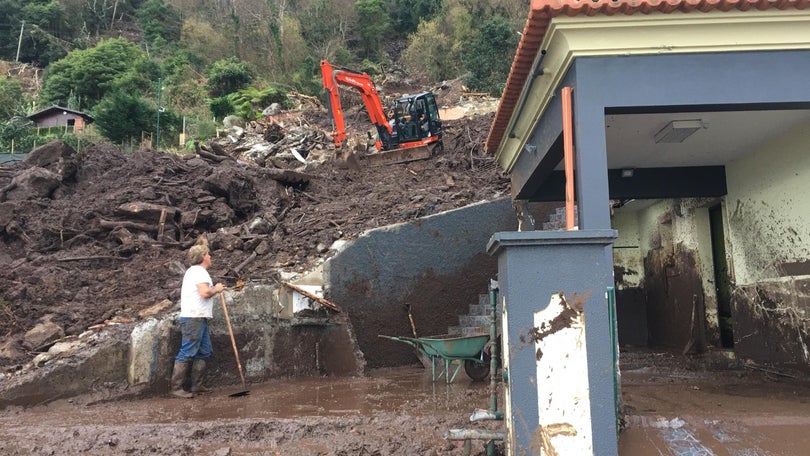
[485,0,810,454]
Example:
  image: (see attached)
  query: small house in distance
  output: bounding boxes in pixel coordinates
[27,106,94,132]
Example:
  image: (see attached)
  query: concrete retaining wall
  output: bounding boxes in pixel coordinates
[324,197,517,368]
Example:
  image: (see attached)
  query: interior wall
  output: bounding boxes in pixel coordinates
[724,121,810,366]
[630,200,717,352]
[611,211,647,346]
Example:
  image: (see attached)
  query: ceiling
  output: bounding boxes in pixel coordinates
[604,109,810,169]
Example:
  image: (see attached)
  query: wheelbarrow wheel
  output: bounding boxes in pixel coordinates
[464,352,491,382]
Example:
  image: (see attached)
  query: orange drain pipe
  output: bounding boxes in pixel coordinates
[561,86,576,230]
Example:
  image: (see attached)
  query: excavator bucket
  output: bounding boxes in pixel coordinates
[363,141,442,166]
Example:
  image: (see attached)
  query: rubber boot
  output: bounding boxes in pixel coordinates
[170,362,194,398]
[190,359,211,393]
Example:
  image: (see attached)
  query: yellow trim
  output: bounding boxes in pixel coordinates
[496,9,810,172]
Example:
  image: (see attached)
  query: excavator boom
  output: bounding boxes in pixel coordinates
[320,60,392,150]
[320,59,443,165]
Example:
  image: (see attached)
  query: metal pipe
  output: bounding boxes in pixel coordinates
[607,286,619,429]
[489,278,499,413]
[562,86,576,230]
[487,278,501,456]
[444,429,506,441]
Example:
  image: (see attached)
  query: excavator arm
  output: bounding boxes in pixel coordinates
[320,59,393,150]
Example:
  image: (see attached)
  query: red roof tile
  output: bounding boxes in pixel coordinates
[485,0,810,154]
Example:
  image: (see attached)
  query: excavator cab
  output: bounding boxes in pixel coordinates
[389,93,443,145]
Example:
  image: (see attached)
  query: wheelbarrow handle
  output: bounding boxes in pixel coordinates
[377,334,419,349]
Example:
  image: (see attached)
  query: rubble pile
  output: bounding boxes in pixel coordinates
[0,92,508,369]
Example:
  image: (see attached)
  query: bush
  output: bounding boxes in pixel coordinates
[208,97,235,120]
[205,57,255,98]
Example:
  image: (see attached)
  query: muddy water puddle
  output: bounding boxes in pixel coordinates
[0,366,493,427]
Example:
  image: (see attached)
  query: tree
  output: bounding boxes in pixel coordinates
[0,0,74,66]
[461,15,519,96]
[205,57,254,98]
[137,0,182,50]
[354,0,390,59]
[39,38,153,109]
[0,78,27,120]
[402,20,457,83]
[92,91,155,144]
[390,0,443,37]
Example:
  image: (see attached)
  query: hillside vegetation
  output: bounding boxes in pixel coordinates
[0,0,523,152]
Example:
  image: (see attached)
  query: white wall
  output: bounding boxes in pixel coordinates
[725,121,810,285]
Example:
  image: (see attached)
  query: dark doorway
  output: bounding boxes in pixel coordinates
[709,204,734,348]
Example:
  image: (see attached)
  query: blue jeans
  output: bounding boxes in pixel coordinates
[175,317,212,363]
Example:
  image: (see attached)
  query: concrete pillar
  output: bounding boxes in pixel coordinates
[487,229,618,456]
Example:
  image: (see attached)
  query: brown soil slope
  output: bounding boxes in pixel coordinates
[0,111,508,369]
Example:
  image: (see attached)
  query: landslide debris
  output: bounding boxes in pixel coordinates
[0,104,508,369]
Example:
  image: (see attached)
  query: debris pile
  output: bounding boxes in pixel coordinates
[0,94,508,369]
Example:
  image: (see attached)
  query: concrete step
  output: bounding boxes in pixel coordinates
[459,315,491,327]
[461,326,489,336]
[448,326,463,336]
[468,304,488,316]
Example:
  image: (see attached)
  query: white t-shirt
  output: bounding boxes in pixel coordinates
[180,265,214,318]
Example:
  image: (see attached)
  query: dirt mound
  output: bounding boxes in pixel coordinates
[0,111,508,369]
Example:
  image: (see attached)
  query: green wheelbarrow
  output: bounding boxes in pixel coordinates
[379,334,491,383]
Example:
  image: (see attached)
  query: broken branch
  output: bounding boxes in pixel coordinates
[281,281,341,312]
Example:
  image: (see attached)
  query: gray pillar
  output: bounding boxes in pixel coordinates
[488,229,618,456]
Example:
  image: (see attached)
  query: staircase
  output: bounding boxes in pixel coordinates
[448,293,494,336]
[541,205,578,231]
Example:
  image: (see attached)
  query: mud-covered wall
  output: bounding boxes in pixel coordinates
[611,211,647,347]
[324,198,517,368]
[634,200,719,351]
[725,122,810,365]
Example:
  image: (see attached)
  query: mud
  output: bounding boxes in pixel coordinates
[619,349,810,455]
[3,350,809,455]
[0,366,506,455]
[0,109,507,370]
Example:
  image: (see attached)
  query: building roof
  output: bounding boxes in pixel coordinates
[27,105,94,123]
[485,0,810,154]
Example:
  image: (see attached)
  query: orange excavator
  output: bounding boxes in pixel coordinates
[320,59,443,165]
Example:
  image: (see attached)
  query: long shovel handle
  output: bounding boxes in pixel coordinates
[220,292,246,389]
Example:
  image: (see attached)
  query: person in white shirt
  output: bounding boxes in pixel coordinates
[170,244,225,398]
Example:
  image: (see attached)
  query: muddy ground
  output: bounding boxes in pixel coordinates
[0,366,506,456]
[0,98,508,370]
[3,350,810,455]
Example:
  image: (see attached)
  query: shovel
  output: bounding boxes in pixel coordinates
[220,292,250,397]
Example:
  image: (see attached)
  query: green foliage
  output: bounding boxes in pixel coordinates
[0,116,35,153]
[39,38,152,110]
[292,56,322,97]
[390,0,444,37]
[0,0,72,65]
[461,15,519,96]
[92,91,156,144]
[354,0,390,59]
[331,47,354,67]
[192,117,219,141]
[205,57,255,98]
[137,0,182,50]
[0,78,27,119]
[402,20,458,83]
[228,85,289,121]
[208,97,235,120]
